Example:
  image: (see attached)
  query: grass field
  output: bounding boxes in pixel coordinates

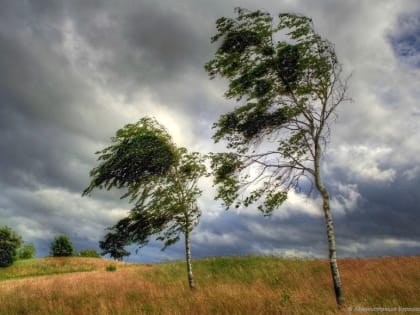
[0,256,419,314]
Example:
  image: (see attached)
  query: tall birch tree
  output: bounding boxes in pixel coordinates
[205,8,349,306]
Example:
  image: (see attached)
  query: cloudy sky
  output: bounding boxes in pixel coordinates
[1,0,419,262]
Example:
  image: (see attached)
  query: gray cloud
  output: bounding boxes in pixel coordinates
[389,11,420,67]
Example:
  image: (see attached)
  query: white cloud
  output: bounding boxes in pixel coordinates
[256,247,317,258]
[4,187,129,242]
[193,230,240,247]
[327,145,396,182]
[402,166,420,181]
[339,238,420,255]
[4,216,55,240]
[330,183,360,215]
[229,189,323,219]
[277,190,323,218]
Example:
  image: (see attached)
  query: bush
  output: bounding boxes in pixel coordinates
[0,226,22,267]
[0,249,13,268]
[79,249,101,258]
[50,235,74,257]
[106,264,117,272]
[18,243,36,259]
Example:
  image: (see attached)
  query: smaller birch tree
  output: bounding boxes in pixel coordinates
[84,117,206,289]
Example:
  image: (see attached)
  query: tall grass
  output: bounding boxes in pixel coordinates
[0,256,419,314]
[0,257,129,281]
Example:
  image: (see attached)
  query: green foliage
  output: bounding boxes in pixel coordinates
[151,256,310,286]
[50,235,74,257]
[0,226,22,267]
[210,152,241,208]
[79,249,101,258]
[149,148,208,250]
[0,250,13,268]
[205,8,348,214]
[83,117,177,198]
[18,243,36,260]
[99,224,131,261]
[106,264,117,272]
[100,148,208,252]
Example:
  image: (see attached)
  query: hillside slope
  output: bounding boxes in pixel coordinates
[0,256,419,314]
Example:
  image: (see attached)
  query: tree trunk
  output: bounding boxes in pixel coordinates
[184,227,195,289]
[314,143,345,307]
[314,177,345,306]
[318,182,345,307]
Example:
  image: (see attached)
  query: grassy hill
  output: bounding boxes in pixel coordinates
[0,256,419,314]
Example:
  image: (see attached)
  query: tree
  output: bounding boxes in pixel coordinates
[205,8,349,306]
[18,242,36,260]
[50,235,74,257]
[84,118,207,289]
[145,148,207,289]
[0,226,22,267]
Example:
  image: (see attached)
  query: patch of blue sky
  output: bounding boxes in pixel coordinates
[389,13,420,67]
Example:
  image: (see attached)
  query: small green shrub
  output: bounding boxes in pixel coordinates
[0,249,13,268]
[18,243,36,259]
[79,249,101,258]
[106,264,117,272]
[281,288,291,304]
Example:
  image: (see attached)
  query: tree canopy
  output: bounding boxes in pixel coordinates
[206,8,348,214]
[50,235,74,257]
[83,117,177,199]
[0,226,22,267]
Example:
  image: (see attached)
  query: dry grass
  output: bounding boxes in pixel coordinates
[0,256,419,314]
[0,257,130,281]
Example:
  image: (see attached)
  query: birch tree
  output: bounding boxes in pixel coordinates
[205,8,349,306]
[83,117,206,289]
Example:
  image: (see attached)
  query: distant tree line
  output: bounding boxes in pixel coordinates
[0,229,101,268]
[49,235,101,258]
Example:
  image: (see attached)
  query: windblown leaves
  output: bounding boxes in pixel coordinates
[84,120,207,257]
[206,8,344,213]
[83,117,177,195]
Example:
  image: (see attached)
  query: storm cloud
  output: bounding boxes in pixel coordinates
[0,0,419,262]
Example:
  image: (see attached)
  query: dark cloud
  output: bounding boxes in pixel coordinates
[323,164,420,257]
[192,211,329,258]
[123,5,203,72]
[343,177,420,239]
[0,0,419,262]
[389,12,420,67]
[185,169,420,261]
